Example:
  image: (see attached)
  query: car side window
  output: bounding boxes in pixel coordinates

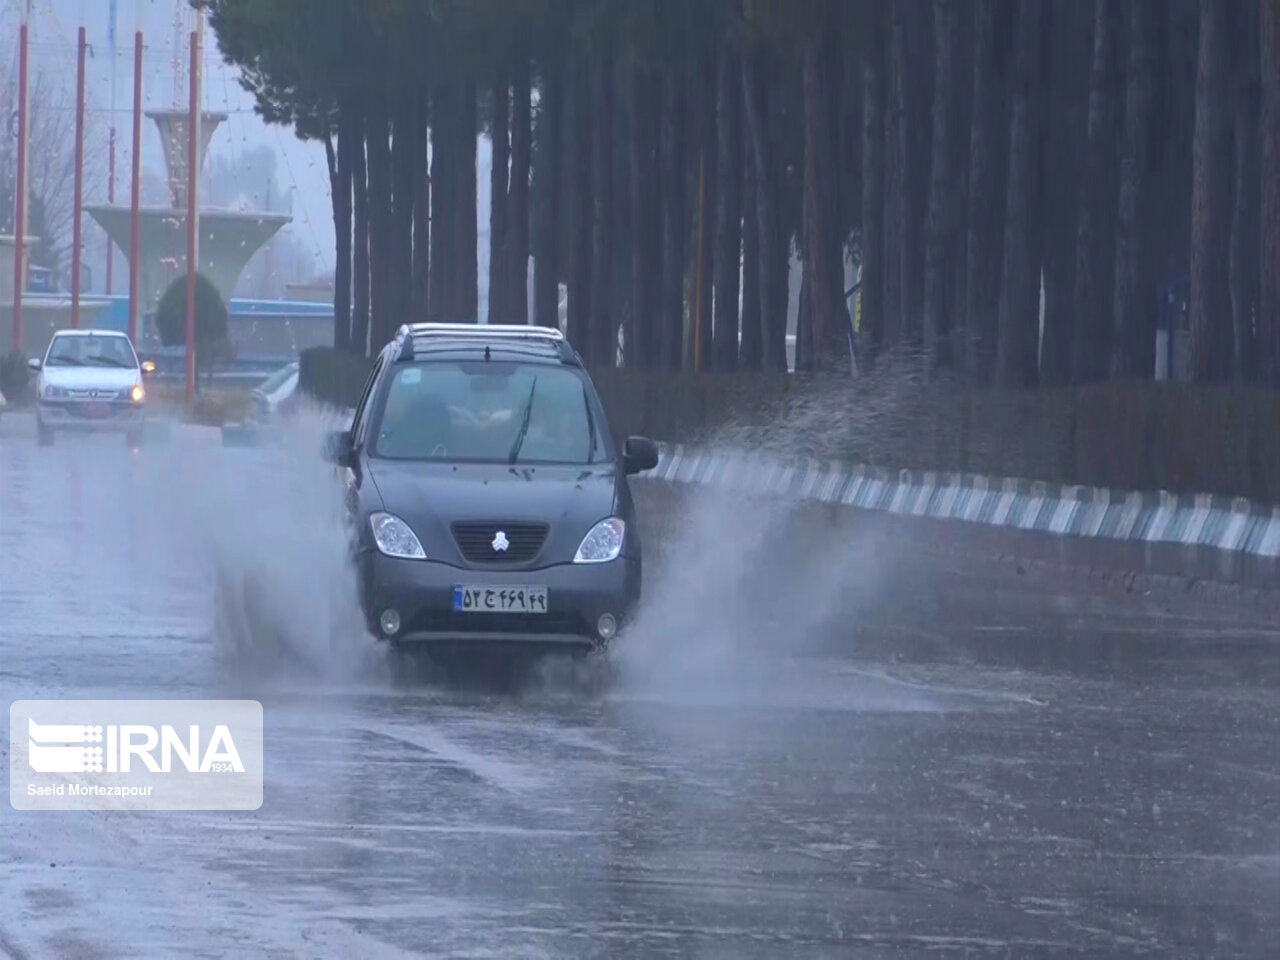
[350,356,386,449]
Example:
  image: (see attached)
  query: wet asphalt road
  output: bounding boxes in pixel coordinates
[0,418,1277,959]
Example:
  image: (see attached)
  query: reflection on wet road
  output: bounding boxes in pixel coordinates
[1,422,1277,958]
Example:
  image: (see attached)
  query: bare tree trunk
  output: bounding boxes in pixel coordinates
[802,27,844,371]
[589,48,615,367]
[963,0,1012,384]
[1262,0,1280,386]
[534,64,564,331]
[412,87,430,323]
[429,85,455,319]
[883,2,907,350]
[694,46,717,372]
[996,0,1045,387]
[1229,0,1261,381]
[507,60,532,324]
[740,138,762,371]
[1072,0,1124,384]
[456,83,478,321]
[391,85,416,333]
[897,0,931,351]
[612,60,633,364]
[567,51,594,358]
[660,66,687,371]
[489,77,510,322]
[366,96,393,347]
[713,32,742,371]
[630,63,661,369]
[1190,0,1235,382]
[922,0,958,372]
[352,109,370,355]
[1112,0,1160,378]
[331,96,355,351]
[860,15,887,365]
[743,40,787,372]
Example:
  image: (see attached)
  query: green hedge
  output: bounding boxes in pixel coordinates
[298,346,375,410]
[298,346,1280,501]
[0,351,32,406]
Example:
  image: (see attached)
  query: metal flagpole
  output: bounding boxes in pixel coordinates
[128,29,142,344]
[184,17,202,402]
[71,26,87,328]
[106,0,117,294]
[10,4,31,352]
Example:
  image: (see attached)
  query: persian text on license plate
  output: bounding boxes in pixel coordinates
[452,585,548,614]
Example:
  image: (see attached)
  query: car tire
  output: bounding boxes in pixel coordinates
[36,423,53,447]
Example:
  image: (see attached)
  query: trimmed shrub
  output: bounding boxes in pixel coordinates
[298,346,375,409]
[155,272,231,375]
[0,351,32,406]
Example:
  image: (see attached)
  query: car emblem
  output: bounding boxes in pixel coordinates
[492,531,510,553]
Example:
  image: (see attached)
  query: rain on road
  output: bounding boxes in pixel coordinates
[1,418,1277,959]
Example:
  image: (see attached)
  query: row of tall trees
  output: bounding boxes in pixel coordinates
[200,0,1280,386]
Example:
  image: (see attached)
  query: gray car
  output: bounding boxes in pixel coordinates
[324,323,659,652]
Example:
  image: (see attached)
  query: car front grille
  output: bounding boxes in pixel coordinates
[451,521,548,564]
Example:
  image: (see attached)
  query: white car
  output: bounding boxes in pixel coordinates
[29,329,155,447]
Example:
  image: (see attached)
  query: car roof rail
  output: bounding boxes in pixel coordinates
[395,322,572,363]
[406,322,564,341]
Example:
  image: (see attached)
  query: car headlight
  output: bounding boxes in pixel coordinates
[574,518,625,564]
[42,384,66,399]
[130,384,145,403]
[369,512,426,559]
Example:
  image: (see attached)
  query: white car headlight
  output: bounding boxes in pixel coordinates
[369,512,426,559]
[574,518,625,564]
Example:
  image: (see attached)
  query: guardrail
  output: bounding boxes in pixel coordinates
[649,444,1280,562]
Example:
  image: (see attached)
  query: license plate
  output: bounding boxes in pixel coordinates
[83,403,111,418]
[452,585,548,614]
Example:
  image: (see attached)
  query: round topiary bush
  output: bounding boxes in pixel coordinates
[155,272,231,376]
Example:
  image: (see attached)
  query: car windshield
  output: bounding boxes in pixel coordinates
[372,360,606,465]
[45,335,136,369]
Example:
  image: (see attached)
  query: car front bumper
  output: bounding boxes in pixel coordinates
[38,400,145,432]
[358,551,641,648]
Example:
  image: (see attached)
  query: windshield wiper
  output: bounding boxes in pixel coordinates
[44,357,76,366]
[582,387,598,463]
[507,376,538,464]
[85,356,129,367]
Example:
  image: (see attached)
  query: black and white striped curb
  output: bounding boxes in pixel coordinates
[649,444,1280,560]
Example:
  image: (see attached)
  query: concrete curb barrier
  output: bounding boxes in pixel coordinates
[648,444,1280,590]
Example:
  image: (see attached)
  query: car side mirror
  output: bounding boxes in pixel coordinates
[323,429,356,467]
[140,360,156,376]
[622,436,659,475]
[27,357,41,371]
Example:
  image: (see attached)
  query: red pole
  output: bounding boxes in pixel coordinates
[185,29,198,403]
[128,31,142,345]
[10,22,29,352]
[106,128,115,295]
[71,26,87,329]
